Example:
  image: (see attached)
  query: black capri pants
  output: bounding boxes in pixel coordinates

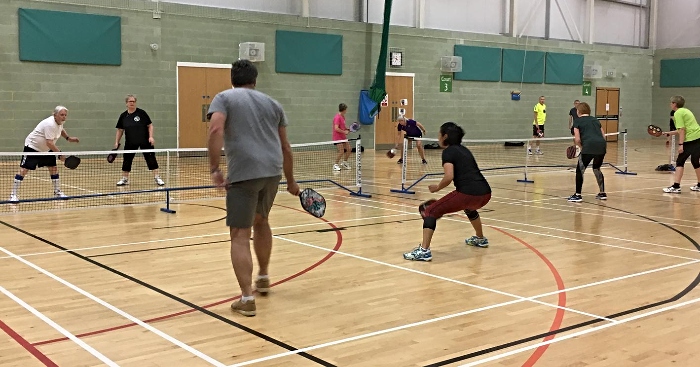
[122,141,159,172]
[676,139,700,169]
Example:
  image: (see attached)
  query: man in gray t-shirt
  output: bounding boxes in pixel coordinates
[207,60,299,317]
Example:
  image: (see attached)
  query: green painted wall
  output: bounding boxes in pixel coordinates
[653,48,700,131]
[0,0,654,153]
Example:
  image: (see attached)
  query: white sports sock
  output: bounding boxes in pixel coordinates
[241,295,255,303]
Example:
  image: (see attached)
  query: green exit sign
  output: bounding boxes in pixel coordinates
[582,81,592,96]
[440,75,452,93]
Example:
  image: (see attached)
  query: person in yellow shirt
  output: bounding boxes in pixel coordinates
[660,95,700,193]
[530,96,546,155]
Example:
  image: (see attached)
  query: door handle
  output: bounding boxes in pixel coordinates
[201,104,208,122]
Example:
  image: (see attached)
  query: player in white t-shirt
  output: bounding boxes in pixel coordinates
[9,106,80,203]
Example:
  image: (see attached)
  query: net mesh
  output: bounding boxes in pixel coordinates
[394,133,626,190]
[0,139,362,213]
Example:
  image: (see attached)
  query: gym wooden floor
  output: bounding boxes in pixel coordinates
[1,139,699,367]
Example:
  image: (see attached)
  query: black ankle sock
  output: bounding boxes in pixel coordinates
[673,183,681,188]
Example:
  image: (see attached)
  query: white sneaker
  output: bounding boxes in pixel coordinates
[663,186,681,193]
[9,194,18,203]
[54,190,67,198]
[535,149,544,155]
[341,162,351,169]
[690,185,700,192]
[333,164,341,171]
[117,177,129,186]
[154,176,165,186]
[527,149,533,155]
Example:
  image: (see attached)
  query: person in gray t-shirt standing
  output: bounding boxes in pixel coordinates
[207,60,300,317]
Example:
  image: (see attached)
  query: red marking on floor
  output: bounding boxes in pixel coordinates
[490,226,566,366]
[32,204,342,346]
[0,319,58,366]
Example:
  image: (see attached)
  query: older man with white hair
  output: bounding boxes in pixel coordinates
[9,106,80,203]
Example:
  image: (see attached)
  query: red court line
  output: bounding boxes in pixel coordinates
[32,204,342,346]
[0,319,58,366]
[490,226,566,367]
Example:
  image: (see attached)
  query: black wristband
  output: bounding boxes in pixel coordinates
[65,136,69,140]
[679,143,683,145]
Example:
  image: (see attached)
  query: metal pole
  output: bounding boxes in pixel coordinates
[508,0,517,36]
[355,138,361,189]
[587,0,595,44]
[351,137,371,197]
[517,139,534,183]
[545,0,551,39]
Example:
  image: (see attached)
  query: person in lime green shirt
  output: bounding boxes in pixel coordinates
[661,95,700,193]
[530,96,546,155]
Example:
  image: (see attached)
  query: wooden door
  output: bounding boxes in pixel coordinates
[178,67,232,149]
[178,67,208,149]
[594,87,620,142]
[595,88,609,116]
[607,89,620,117]
[205,68,233,112]
[204,68,233,146]
[375,75,414,149]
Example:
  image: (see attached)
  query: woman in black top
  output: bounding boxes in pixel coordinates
[114,95,164,186]
[568,102,607,202]
[404,122,492,262]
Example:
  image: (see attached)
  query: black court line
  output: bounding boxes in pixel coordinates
[91,219,421,258]
[152,216,227,229]
[424,200,700,366]
[152,203,227,229]
[277,217,422,236]
[0,220,336,367]
[88,239,230,258]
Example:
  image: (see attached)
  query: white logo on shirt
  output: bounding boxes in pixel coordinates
[134,116,141,122]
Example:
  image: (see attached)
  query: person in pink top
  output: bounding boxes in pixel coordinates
[332,103,351,171]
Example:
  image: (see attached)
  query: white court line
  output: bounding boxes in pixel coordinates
[322,193,700,260]
[0,285,118,366]
[520,186,662,202]
[458,295,700,366]
[369,176,700,229]
[273,235,614,321]
[0,232,229,261]
[530,259,700,299]
[363,179,700,249]
[499,192,700,227]
[486,224,699,261]
[228,235,700,366]
[29,177,102,194]
[0,246,226,367]
[484,217,700,255]
[488,197,700,230]
[0,213,411,260]
[226,299,527,367]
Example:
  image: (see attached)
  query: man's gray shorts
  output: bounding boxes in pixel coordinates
[226,175,281,228]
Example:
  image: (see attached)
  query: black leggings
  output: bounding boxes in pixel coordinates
[676,139,700,169]
[576,154,605,194]
[122,142,159,172]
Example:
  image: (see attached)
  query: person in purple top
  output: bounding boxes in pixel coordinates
[395,115,428,164]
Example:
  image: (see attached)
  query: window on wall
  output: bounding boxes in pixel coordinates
[365,0,416,27]
[160,0,301,16]
[594,0,648,47]
[424,0,505,35]
[159,0,651,48]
